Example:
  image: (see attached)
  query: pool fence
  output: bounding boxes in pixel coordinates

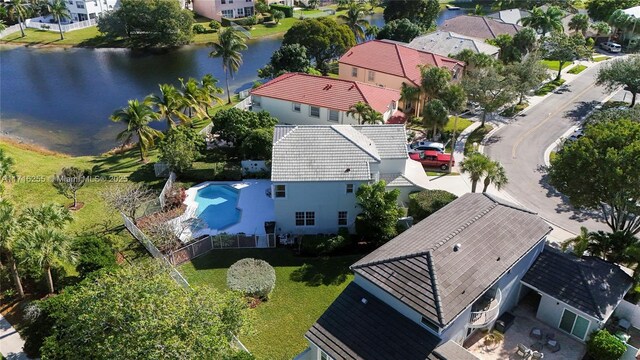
[168,233,277,266]
[159,172,176,210]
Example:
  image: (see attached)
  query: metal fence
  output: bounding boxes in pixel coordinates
[167,233,277,265]
[159,172,176,209]
[154,162,170,178]
[24,18,97,32]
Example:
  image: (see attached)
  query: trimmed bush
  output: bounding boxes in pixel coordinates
[269,3,294,17]
[227,258,276,299]
[300,228,351,256]
[586,329,626,360]
[408,190,458,222]
[73,235,117,278]
[193,24,207,34]
[209,20,221,31]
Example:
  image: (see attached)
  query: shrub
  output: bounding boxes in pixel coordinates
[72,235,117,278]
[269,3,294,17]
[586,329,626,360]
[300,228,351,256]
[209,20,221,31]
[408,190,458,222]
[534,79,566,96]
[227,258,276,299]
[193,24,207,34]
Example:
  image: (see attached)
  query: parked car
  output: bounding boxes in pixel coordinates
[600,41,622,53]
[408,141,445,153]
[567,129,584,142]
[409,150,454,170]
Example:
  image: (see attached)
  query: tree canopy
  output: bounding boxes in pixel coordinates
[507,53,550,104]
[376,18,422,43]
[158,126,205,173]
[462,65,517,126]
[596,55,640,108]
[355,181,402,245]
[38,262,250,359]
[211,108,277,158]
[282,17,355,74]
[97,0,194,48]
[548,116,640,234]
[383,0,439,30]
[258,43,311,79]
[543,32,591,80]
[588,0,640,22]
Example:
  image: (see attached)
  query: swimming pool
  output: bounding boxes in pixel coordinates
[194,185,242,231]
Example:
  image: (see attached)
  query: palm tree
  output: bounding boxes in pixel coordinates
[368,0,380,13]
[209,28,247,104]
[362,108,383,124]
[400,83,421,117]
[591,22,611,39]
[6,0,30,38]
[347,101,372,124]
[0,19,7,32]
[148,84,187,129]
[18,228,76,294]
[0,148,17,196]
[568,13,589,36]
[179,77,210,120]
[423,99,448,139]
[365,25,379,41]
[20,203,73,230]
[561,226,591,257]
[48,0,70,40]
[608,10,632,40]
[0,200,24,298]
[338,2,369,42]
[200,73,223,114]
[110,99,163,162]
[420,65,451,105]
[460,152,490,193]
[482,160,508,192]
[520,6,564,35]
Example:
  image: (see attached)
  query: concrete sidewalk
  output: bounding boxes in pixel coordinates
[0,314,29,360]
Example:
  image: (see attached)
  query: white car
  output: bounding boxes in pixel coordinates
[408,141,446,153]
[567,129,584,142]
[600,42,622,53]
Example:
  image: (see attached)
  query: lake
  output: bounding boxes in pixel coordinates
[0,10,471,155]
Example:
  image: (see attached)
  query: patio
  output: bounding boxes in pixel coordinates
[466,305,586,360]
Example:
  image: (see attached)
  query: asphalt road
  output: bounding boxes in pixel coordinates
[485,64,625,235]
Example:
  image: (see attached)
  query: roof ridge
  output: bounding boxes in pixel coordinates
[251,72,297,92]
[330,125,381,162]
[430,200,499,252]
[351,251,429,270]
[273,125,298,146]
[426,251,445,325]
[394,42,410,80]
[482,193,538,214]
[483,16,497,39]
[576,260,603,318]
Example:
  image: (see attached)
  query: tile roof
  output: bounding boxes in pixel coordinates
[338,40,465,86]
[408,31,500,58]
[434,340,480,360]
[250,73,400,114]
[351,193,551,327]
[440,15,522,40]
[306,282,442,360]
[271,125,408,182]
[522,246,633,320]
[486,9,531,25]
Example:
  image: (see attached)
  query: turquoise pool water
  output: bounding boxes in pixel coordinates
[194,185,242,230]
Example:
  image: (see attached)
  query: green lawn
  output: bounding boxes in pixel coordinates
[567,64,588,74]
[181,248,361,360]
[444,116,473,133]
[541,60,573,71]
[464,124,494,155]
[592,55,611,62]
[0,26,126,47]
[534,79,566,96]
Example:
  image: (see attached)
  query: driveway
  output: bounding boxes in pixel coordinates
[484,62,627,235]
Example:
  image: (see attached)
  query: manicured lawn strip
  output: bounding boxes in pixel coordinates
[541,60,572,71]
[592,55,611,62]
[567,64,587,74]
[463,124,494,155]
[534,79,566,96]
[181,248,361,360]
[443,116,473,133]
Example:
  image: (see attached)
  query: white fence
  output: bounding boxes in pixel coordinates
[159,171,176,209]
[0,24,23,38]
[24,18,97,33]
[241,160,269,174]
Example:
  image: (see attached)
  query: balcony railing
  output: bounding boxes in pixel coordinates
[468,288,502,328]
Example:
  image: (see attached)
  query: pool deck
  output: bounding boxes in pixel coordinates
[180,180,275,241]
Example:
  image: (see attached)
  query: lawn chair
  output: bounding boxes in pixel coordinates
[530,327,543,340]
[545,338,560,353]
[531,351,544,359]
[516,343,532,358]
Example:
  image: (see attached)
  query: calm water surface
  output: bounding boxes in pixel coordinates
[0,11,468,155]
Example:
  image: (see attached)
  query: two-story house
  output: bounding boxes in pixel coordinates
[250,73,401,125]
[193,0,254,21]
[338,40,464,116]
[65,0,120,21]
[270,124,429,235]
[297,193,633,359]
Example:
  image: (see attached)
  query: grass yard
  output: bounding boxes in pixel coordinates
[567,64,588,74]
[592,55,611,62]
[541,60,573,71]
[534,79,566,96]
[0,26,127,47]
[181,248,362,360]
[444,116,473,133]
[464,124,494,155]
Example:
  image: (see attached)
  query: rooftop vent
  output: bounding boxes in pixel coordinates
[361,297,368,305]
[453,243,462,252]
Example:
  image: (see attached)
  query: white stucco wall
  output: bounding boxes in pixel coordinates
[535,292,601,342]
[193,0,254,20]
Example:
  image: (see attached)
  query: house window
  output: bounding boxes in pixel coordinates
[292,103,301,112]
[252,95,261,107]
[222,9,233,18]
[229,0,234,4]
[351,67,358,77]
[295,212,315,226]
[346,184,354,193]
[368,70,375,81]
[559,309,590,340]
[221,0,225,3]
[328,109,339,122]
[310,106,320,118]
[244,6,253,16]
[319,350,334,360]
[76,1,85,8]
[237,7,244,16]
[274,185,286,198]
[68,1,73,4]
[338,211,348,226]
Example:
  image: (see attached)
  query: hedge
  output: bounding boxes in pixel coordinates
[586,330,626,360]
[269,3,294,17]
[221,15,261,27]
[227,258,276,299]
[408,189,458,222]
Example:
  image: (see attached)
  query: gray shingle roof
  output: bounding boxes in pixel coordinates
[434,341,480,360]
[352,193,551,327]
[486,9,531,26]
[408,31,500,58]
[522,246,633,320]
[306,282,442,360]
[271,125,407,182]
[380,173,415,187]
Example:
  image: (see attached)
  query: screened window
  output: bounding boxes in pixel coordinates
[310,106,320,117]
[328,109,339,122]
[559,309,590,340]
[368,70,375,81]
[346,184,354,193]
[338,211,348,226]
[252,95,261,107]
[292,103,301,112]
[274,185,286,198]
[351,67,358,77]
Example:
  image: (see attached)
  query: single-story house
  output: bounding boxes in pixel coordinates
[270,124,429,235]
[440,15,523,40]
[407,30,500,58]
[250,73,401,125]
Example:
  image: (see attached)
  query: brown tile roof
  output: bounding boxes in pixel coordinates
[351,193,551,327]
[440,15,522,40]
[338,40,465,86]
[250,73,400,114]
[306,282,442,360]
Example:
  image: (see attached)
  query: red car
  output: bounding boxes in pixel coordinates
[410,150,454,170]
